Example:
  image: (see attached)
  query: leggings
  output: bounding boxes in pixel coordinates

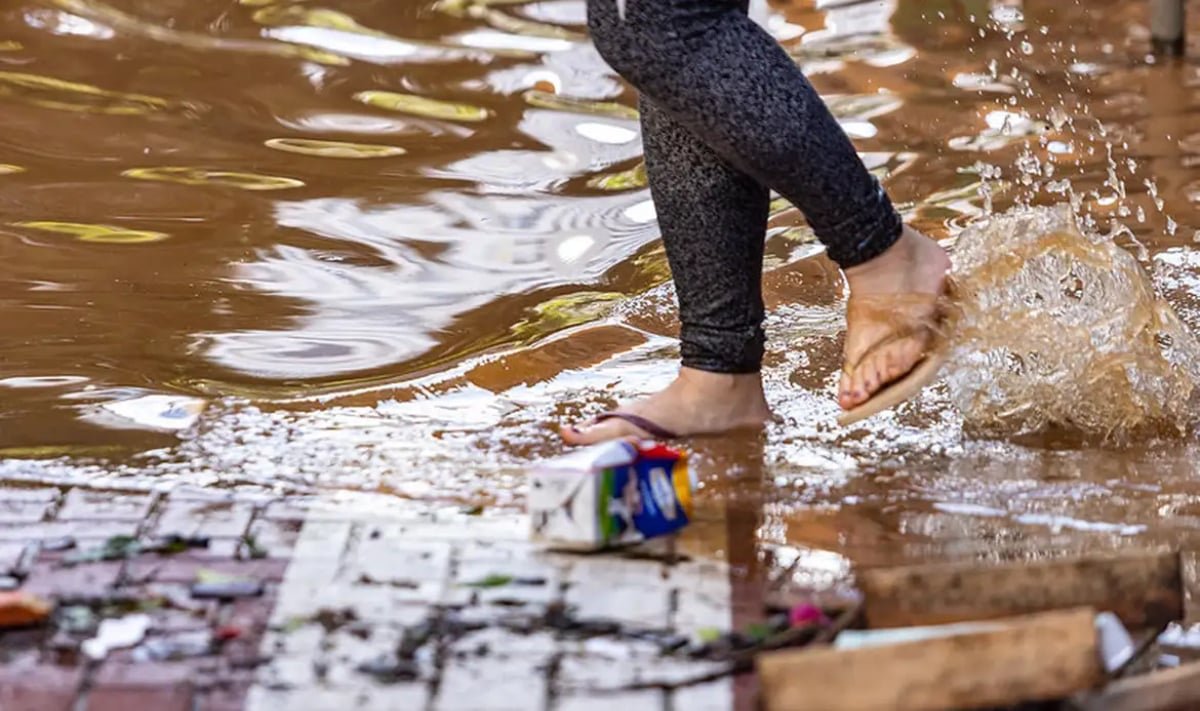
[587,0,903,373]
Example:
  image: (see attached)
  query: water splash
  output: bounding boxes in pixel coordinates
[945,204,1200,440]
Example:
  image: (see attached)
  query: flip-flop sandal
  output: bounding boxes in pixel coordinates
[593,412,679,440]
[836,288,954,428]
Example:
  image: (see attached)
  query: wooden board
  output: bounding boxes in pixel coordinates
[858,550,1181,629]
[1075,662,1200,711]
[757,608,1103,711]
[1181,551,1200,626]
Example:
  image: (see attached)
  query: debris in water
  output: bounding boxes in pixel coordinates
[0,591,52,628]
[42,536,76,552]
[356,654,420,683]
[191,580,264,600]
[65,535,141,564]
[191,568,264,599]
[528,441,693,550]
[133,631,213,661]
[82,614,150,660]
[789,604,830,627]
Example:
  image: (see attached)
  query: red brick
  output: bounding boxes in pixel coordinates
[194,679,251,711]
[0,664,83,711]
[85,662,193,711]
[125,554,288,585]
[58,489,153,521]
[20,560,123,598]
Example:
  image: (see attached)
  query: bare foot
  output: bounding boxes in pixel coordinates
[560,368,772,445]
[838,226,951,410]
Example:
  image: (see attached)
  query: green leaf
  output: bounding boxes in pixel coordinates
[461,574,513,588]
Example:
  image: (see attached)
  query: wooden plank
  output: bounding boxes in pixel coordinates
[757,608,1103,711]
[1181,551,1200,626]
[858,550,1181,629]
[1074,663,1200,711]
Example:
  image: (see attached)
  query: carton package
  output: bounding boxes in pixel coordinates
[528,440,693,550]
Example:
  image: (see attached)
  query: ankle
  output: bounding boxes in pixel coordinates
[843,227,948,295]
[676,367,764,398]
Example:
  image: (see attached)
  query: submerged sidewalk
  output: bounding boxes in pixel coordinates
[0,481,747,710]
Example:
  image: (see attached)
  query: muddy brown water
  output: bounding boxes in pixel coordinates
[5,0,1200,599]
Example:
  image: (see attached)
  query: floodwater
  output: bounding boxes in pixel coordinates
[5,0,1200,601]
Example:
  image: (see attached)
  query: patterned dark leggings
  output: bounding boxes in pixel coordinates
[587,0,902,373]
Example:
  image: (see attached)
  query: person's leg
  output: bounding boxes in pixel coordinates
[562,98,773,444]
[586,0,949,412]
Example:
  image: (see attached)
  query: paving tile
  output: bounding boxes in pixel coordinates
[272,580,433,624]
[57,488,154,521]
[0,520,140,542]
[0,663,83,711]
[0,541,29,573]
[85,662,194,711]
[555,690,664,711]
[563,558,671,630]
[246,684,429,711]
[194,679,252,711]
[0,488,58,524]
[20,560,122,597]
[668,679,734,711]
[126,553,288,585]
[433,657,551,711]
[448,629,558,660]
[288,520,353,562]
[244,517,302,558]
[152,499,255,539]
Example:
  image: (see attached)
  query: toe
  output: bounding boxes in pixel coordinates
[559,417,644,446]
[840,335,927,409]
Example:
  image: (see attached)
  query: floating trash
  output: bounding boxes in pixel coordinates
[264,137,407,158]
[133,631,212,661]
[0,41,22,51]
[529,440,693,551]
[82,614,150,660]
[0,592,51,628]
[191,568,264,599]
[354,90,491,122]
[0,164,25,175]
[122,167,304,191]
[14,220,168,244]
[91,394,207,431]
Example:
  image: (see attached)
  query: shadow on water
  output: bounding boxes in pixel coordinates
[7,0,1200,656]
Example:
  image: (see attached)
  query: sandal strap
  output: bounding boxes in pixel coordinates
[594,412,679,440]
[842,291,952,376]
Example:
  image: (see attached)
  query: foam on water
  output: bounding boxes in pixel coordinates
[945,204,1200,440]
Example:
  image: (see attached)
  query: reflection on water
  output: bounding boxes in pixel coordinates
[5,0,1200,592]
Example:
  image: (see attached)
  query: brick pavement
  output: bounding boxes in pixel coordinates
[0,483,754,710]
